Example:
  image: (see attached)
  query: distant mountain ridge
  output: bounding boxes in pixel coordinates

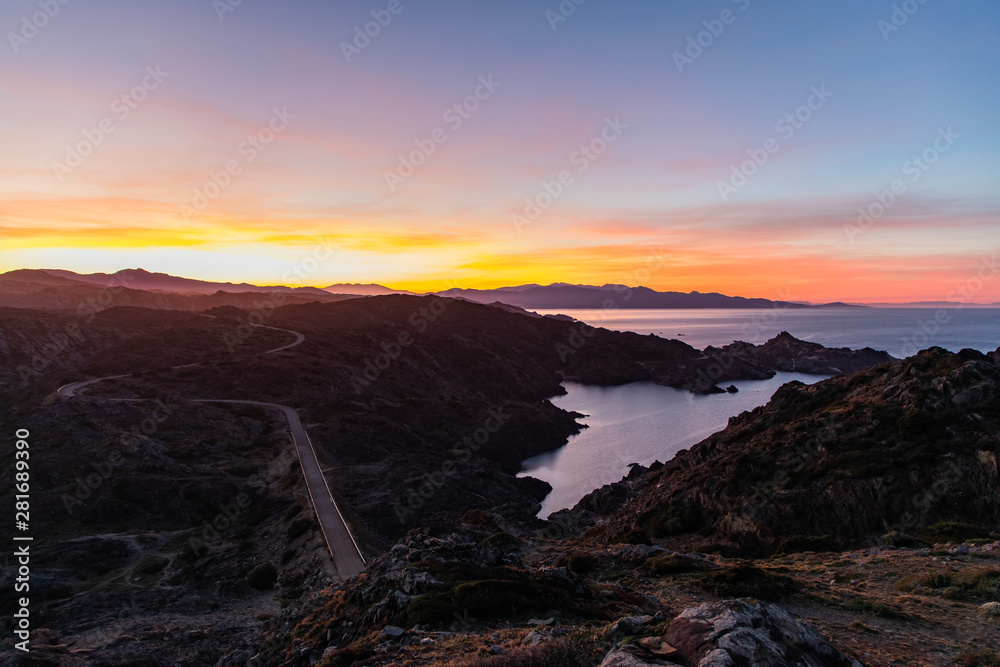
[323,283,415,296]
[435,284,846,309]
[13,268,979,309]
[0,269,355,312]
[40,268,334,295]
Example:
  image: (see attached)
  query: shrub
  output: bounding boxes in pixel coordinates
[644,554,714,576]
[621,529,651,545]
[635,503,701,538]
[287,517,314,540]
[556,551,596,575]
[247,563,278,590]
[882,531,930,549]
[895,567,1000,601]
[481,532,523,552]
[840,598,914,621]
[450,638,590,667]
[774,534,838,555]
[699,565,797,601]
[405,578,574,626]
[922,522,990,544]
[955,650,1000,667]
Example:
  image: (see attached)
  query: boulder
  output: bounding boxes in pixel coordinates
[599,645,681,666]
[662,599,861,667]
[980,602,1000,620]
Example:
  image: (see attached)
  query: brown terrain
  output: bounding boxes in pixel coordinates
[0,272,996,666]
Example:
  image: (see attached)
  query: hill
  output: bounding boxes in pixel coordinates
[436,284,859,309]
[40,268,332,296]
[0,269,355,312]
[556,346,1000,556]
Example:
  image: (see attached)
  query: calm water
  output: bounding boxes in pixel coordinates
[520,307,997,517]
[534,307,1000,358]
[520,373,828,518]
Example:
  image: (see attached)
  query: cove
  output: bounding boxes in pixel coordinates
[519,372,829,518]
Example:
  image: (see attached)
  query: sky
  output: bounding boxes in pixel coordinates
[1,0,999,303]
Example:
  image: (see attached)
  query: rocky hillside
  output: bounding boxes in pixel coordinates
[0,296,921,666]
[558,346,1000,556]
[238,516,999,667]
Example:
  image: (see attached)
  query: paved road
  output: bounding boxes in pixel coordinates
[195,400,366,579]
[55,324,366,579]
[57,374,133,398]
[255,324,306,354]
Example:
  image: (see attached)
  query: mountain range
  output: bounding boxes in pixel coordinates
[0,269,861,311]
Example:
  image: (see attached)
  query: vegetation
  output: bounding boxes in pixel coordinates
[447,637,598,667]
[698,565,798,601]
[896,567,1000,602]
[633,502,702,538]
[246,563,278,590]
[481,532,524,552]
[644,554,714,576]
[775,534,838,554]
[922,521,992,544]
[955,650,1000,667]
[557,551,597,575]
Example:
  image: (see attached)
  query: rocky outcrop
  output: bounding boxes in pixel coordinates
[679,332,895,393]
[580,346,1000,553]
[600,600,861,667]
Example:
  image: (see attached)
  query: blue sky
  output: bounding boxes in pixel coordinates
[2,0,998,301]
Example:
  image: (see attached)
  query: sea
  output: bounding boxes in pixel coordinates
[519,307,999,518]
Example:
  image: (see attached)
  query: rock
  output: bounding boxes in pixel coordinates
[528,617,555,626]
[610,615,655,640]
[950,544,970,556]
[663,599,861,667]
[700,648,737,666]
[522,630,546,646]
[230,649,252,663]
[980,602,1000,619]
[599,645,683,667]
[187,629,209,641]
[726,385,739,393]
[638,636,679,657]
[491,645,505,655]
[381,625,406,638]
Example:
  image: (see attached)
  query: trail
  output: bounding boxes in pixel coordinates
[56,323,366,580]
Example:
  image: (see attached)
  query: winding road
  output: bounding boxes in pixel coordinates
[56,323,367,580]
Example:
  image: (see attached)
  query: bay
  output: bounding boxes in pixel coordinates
[520,372,829,519]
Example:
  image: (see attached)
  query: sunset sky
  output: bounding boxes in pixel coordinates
[2,0,998,303]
